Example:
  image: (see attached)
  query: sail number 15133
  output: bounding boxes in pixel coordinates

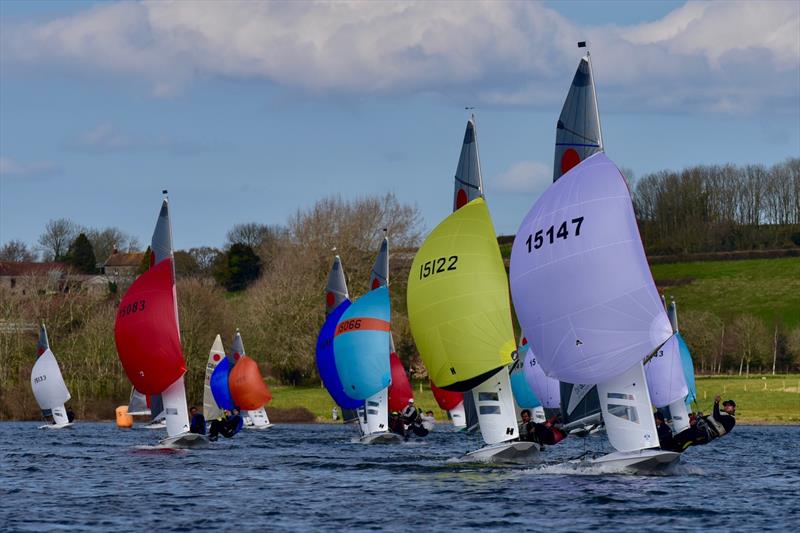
[419,256,458,279]
[525,217,584,253]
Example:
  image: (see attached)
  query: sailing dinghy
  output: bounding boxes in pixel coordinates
[316,255,369,435]
[31,323,73,429]
[407,116,537,462]
[114,192,207,448]
[431,383,466,429]
[229,330,274,429]
[509,153,679,471]
[203,335,226,423]
[333,284,399,444]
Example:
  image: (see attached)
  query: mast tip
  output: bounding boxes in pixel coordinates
[578,41,587,48]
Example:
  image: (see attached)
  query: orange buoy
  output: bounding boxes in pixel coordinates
[116,405,133,428]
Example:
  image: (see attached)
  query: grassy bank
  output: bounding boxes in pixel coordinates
[651,257,800,328]
[270,375,800,425]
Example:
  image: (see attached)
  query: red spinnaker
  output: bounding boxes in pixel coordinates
[114,258,185,395]
[431,381,463,411]
[229,355,272,410]
[388,352,413,412]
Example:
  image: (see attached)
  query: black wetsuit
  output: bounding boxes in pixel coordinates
[190,413,206,435]
[656,421,674,450]
[66,410,75,423]
[520,421,536,442]
[533,423,566,445]
[671,402,735,452]
[208,414,244,440]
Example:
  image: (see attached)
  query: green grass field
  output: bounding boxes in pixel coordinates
[269,375,800,424]
[651,257,800,328]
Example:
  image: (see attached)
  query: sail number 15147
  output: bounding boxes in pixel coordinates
[524,217,584,253]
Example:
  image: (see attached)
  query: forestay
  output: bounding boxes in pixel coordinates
[509,153,673,385]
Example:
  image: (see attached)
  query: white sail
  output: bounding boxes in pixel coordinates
[453,116,484,210]
[510,153,673,385]
[523,348,560,409]
[598,362,660,452]
[246,406,272,428]
[31,349,71,411]
[127,388,151,416]
[644,334,688,408]
[362,388,389,435]
[203,334,226,420]
[667,398,691,433]
[472,368,518,445]
[162,376,190,437]
[449,401,467,429]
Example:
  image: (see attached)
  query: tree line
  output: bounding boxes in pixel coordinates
[633,158,800,255]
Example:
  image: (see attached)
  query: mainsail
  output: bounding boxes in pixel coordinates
[127,388,151,416]
[203,335,226,420]
[553,51,603,181]
[510,153,672,454]
[30,323,71,426]
[114,194,191,439]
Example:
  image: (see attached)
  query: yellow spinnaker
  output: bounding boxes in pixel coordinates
[406,198,516,391]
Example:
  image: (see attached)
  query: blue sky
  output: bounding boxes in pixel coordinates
[1,1,798,252]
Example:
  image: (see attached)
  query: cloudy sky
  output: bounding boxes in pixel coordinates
[1,0,798,251]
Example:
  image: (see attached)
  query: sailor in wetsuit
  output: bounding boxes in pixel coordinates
[519,409,566,446]
[655,411,674,450]
[519,409,536,442]
[66,406,75,423]
[400,399,429,438]
[208,408,245,441]
[189,406,206,435]
[671,396,735,452]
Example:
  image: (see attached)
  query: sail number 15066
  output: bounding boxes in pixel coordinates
[419,256,458,279]
[524,217,584,253]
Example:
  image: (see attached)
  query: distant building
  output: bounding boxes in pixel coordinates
[0,261,72,295]
[103,250,145,282]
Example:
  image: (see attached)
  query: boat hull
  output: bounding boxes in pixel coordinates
[245,423,274,430]
[464,440,540,462]
[38,422,74,430]
[359,432,404,445]
[159,432,209,449]
[589,449,680,472]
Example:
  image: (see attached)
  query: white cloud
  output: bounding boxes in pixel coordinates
[490,160,551,194]
[0,156,60,178]
[1,0,797,113]
[67,123,210,154]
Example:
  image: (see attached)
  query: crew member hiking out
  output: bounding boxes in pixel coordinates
[654,411,673,451]
[189,406,206,435]
[671,396,736,452]
[208,408,244,441]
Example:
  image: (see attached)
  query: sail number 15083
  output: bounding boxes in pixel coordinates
[419,256,458,279]
[524,217,584,253]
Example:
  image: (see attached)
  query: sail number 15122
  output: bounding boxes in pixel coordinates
[525,217,584,253]
[419,256,458,279]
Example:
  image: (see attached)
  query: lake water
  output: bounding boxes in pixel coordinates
[1,422,797,531]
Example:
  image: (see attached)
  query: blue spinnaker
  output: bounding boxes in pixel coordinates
[210,357,234,411]
[511,344,542,409]
[316,299,363,409]
[678,333,697,406]
[333,286,391,400]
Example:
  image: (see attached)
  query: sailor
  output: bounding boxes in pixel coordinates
[532,415,566,446]
[208,408,245,441]
[654,411,673,450]
[332,406,339,421]
[519,409,536,442]
[389,411,405,435]
[400,399,419,425]
[66,406,75,423]
[671,396,736,452]
[189,406,206,435]
[421,410,435,432]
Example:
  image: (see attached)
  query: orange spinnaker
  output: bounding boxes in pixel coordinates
[229,355,272,410]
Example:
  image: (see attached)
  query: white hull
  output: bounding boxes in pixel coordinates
[464,440,539,462]
[38,422,74,430]
[589,449,680,472]
[244,407,273,429]
[159,432,209,449]
[359,432,404,445]
[144,420,167,430]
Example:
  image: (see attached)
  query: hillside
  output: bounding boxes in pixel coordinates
[652,257,800,328]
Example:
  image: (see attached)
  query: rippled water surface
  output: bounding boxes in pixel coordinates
[1,423,798,531]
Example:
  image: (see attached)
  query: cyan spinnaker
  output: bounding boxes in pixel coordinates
[678,333,697,406]
[510,358,542,409]
[316,299,363,409]
[333,286,391,400]
[210,357,234,411]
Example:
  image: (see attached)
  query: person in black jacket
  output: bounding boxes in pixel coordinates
[655,411,674,450]
[671,396,736,452]
[189,406,206,435]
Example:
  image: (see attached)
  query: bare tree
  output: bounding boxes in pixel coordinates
[38,218,79,261]
[0,239,36,262]
[85,227,141,262]
[187,246,222,276]
[730,314,770,377]
[226,223,286,250]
